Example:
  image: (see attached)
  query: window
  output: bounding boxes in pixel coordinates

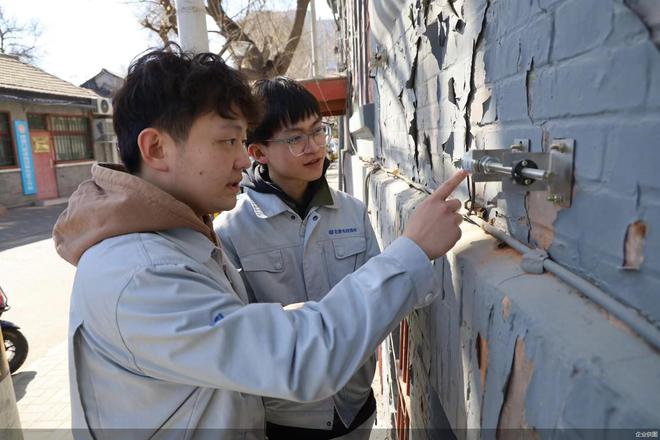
[27,114,48,131]
[0,113,16,167]
[50,116,93,161]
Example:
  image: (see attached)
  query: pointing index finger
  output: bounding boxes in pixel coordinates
[432,170,468,201]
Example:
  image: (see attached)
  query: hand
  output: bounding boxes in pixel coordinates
[402,170,468,259]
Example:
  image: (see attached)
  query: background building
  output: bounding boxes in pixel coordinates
[332,0,660,436]
[0,54,113,208]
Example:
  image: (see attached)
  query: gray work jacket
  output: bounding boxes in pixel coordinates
[214,187,380,430]
[68,228,438,440]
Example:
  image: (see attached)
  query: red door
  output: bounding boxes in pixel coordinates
[30,131,58,200]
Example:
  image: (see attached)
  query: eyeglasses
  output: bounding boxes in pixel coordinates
[265,123,332,157]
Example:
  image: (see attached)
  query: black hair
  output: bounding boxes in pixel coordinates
[248,77,321,145]
[112,43,260,174]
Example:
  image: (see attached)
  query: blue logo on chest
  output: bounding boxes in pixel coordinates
[328,227,358,235]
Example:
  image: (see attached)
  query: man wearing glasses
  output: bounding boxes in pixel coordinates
[215,77,380,439]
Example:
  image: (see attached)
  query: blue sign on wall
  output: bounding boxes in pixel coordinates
[14,120,37,195]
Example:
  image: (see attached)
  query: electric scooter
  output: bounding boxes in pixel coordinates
[0,284,28,373]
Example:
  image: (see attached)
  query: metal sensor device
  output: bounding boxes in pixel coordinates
[455,139,576,207]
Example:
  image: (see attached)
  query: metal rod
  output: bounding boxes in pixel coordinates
[482,161,511,175]
[478,219,660,352]
[520,167,547,180]
[481,157,548,181]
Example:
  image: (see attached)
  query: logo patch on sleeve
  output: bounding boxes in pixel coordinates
[213,312,224,325]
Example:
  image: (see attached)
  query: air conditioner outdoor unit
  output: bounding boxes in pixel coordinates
[93,118,116,143]
[94,97,113,115]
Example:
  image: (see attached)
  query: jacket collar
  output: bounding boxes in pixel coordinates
[245,187,340,219]
[53,163,218,266]
[157,228,218,264]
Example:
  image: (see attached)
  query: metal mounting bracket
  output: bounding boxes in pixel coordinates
[457,138,576,207]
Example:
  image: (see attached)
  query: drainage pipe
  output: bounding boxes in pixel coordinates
[477,218,660,352]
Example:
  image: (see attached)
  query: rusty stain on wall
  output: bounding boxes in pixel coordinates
[496,337,537,439]
[622,220,647,270]
[528,191,558,249]
[502,296,511,321]
[476,332,490,390]
[470,87,493,126]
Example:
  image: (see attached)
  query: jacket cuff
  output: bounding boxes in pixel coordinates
[382,237,439,306]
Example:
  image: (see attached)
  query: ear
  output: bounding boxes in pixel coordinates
[137,128,170,172]
[248,143,268,165]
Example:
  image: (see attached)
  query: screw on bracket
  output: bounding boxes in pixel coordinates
[550,143,569,153]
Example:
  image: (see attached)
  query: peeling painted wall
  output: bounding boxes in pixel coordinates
[362,172,660,435]
[339,0,660,434]
[366,0,660,324]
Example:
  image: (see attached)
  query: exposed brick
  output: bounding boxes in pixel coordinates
[493,74,530,122]
[55,164,92,197]
[649,45,660,108]
[537,0,563,10]
[531,43,648,119]
[608,2,650,43]
[490,0,543,40]
[553,0,613,61]
[0,172,37,207]
[540,120,609,181]
[605,119,660,192]
[483,14,552,82]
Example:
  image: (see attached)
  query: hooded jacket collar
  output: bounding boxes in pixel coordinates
[53,163,218,266]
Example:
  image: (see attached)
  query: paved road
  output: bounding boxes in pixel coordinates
[0,204,75,369]
[0,204,67,252]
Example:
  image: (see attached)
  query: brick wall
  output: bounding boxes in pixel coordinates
[341,0,660,434]
[55,163,93,198]
[0,170,37,207]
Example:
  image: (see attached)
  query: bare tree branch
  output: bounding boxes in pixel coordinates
[0,6,42,63]
[272,0,310,73]
[131,0,316,79]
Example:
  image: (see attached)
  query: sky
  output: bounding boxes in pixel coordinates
[2,0,334,85]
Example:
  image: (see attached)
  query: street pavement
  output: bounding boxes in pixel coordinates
[0,202,74,435]
[0,204,67,252]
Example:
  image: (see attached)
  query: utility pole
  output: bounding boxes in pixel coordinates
[176,0,209,53]
[310,0,322,77]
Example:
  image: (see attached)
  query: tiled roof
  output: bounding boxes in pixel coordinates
[0,54,98,100]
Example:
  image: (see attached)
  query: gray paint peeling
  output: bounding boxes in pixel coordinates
[623,220,647,270]
[347,0,660,433]
[359,171,660,433]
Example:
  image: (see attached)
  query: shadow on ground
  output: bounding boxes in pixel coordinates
[0,204,67,252]
[11,370,37,402]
